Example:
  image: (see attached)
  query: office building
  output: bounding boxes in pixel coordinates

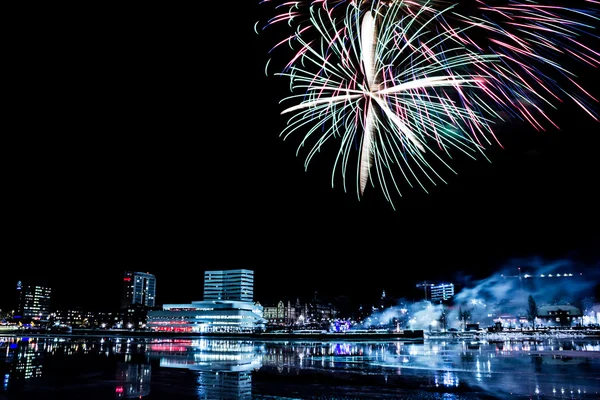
[147,269,264,333]
[121,271,156,309]
[15,281,51,321]
[204,269,253,302]
[430,283,455,303]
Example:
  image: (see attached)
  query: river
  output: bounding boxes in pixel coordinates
[0,334,599,399]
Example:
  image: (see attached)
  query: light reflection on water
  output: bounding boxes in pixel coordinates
[0,335,599,399]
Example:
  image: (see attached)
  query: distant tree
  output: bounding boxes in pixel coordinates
[458,307,471,331]
[439,305,448,331]
[527,295,538,330]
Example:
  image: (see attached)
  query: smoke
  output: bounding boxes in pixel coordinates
[361,256,600,330]
[361,301,445,330]
[447,256,599,327]
[408,302,445,330]
[360,303,409,329]
[458,256,596,300]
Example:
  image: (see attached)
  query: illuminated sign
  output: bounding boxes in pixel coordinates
[16,281,22,290]
[123,277,131,281]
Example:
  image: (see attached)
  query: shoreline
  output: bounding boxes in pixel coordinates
[426,329,600,341]
[2,328,599,341]
[0,328,426,341]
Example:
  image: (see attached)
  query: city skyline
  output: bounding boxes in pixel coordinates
[3,2,598,312]
[2,254,599,313]
[2,3,599,399]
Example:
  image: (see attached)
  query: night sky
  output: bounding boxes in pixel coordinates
[3,3,599,312]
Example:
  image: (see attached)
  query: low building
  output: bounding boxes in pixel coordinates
[537,304,582,326]
[147,300,265,333]
[261,297,338,328]
[262,300,305,326]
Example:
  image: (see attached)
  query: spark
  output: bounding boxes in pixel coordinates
[257,0,599,208]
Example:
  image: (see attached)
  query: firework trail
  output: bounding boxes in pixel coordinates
[256,0,599,208]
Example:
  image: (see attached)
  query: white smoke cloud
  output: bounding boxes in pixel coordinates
[362,256,599,330]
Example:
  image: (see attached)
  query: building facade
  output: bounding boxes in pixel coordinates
[121,271,157,308]
[147,269,264,333]
[262,300,305,326]
[261,298,338,328]
[537,304,582,326]
[429,283,455,303]
[147,301,265,333]
[15,281,51,321]
[204,269,254,302]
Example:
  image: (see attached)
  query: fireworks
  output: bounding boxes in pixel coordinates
[256,0,599,207]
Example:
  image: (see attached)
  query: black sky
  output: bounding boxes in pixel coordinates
[2,3,599,311]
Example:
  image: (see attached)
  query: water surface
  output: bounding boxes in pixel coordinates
[1,335,599,399]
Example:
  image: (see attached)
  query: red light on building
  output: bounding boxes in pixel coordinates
[123,277,131,281]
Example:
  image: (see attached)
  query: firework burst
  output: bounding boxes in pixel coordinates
[256,0,599,208]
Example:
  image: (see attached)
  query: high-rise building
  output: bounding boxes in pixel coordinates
[121,271,157,309]
[147,269,264,333]
[203,269,254,302]
[429,283,455,303]
[15,281,51,321]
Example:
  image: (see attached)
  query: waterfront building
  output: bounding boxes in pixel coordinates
[537,303,582,326]
[262,299,305,326]
[121,271,157,308]
[147,269,264,333]
[94,311,125,329]
[204,269,254,302]
[51,308,95,327]
[261,296,338,328]
[15,281,51,321]
[147,300,265,333]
